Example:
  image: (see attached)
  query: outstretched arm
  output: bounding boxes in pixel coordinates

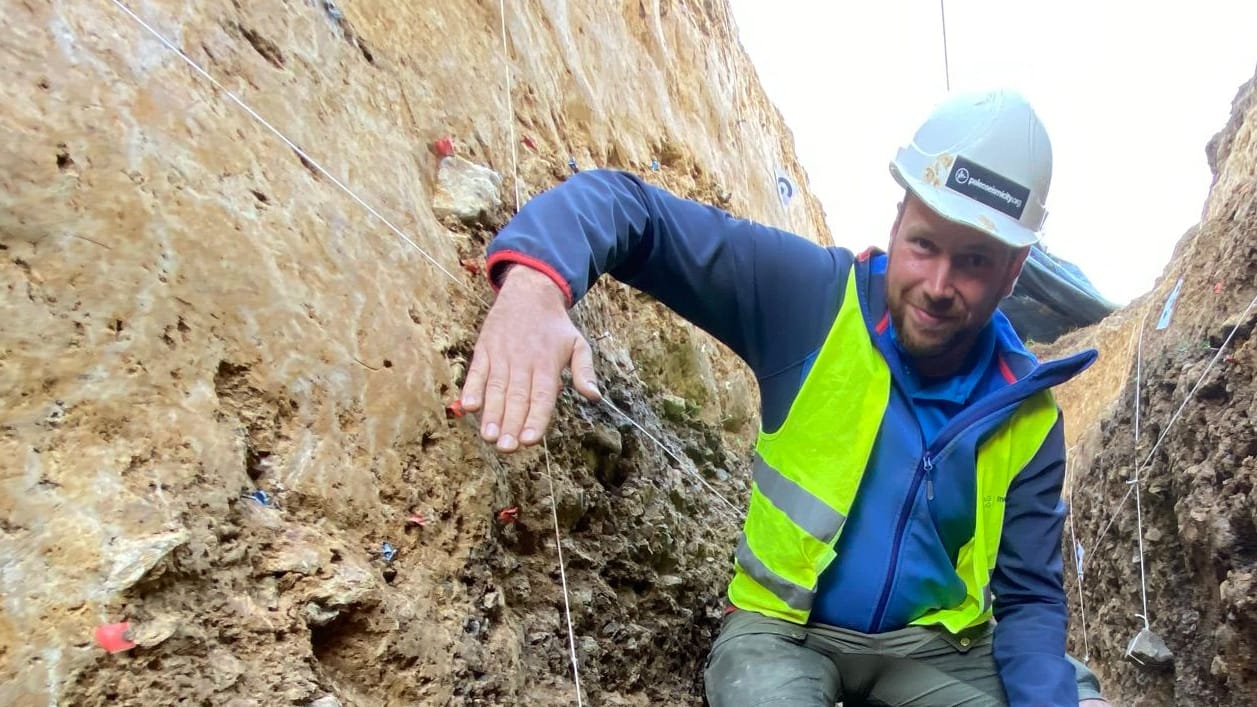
[460,169,843,451]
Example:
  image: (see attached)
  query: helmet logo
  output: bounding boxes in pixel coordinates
[945,156,1029,220]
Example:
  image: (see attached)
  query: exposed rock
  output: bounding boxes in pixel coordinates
[129,614,180,648]
[1126,628,1174,667]
[257,527,331,576]
[304,558,376,611]
[208,648,247,690]
[0,0,835,705]
[661,394,690,423]
[104,527,190,595]
[584,424,623,457]
[432,156,503,225]
[301,602,341,627]
[1045,62,1257,706]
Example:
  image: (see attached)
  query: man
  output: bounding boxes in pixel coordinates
[459,90,1108,706]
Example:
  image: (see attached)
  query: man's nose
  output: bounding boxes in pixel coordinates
[922,261,954,302]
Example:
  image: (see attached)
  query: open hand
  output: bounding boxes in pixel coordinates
[459,266,601,452]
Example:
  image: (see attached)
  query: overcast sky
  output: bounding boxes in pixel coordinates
[728,0,1257,304]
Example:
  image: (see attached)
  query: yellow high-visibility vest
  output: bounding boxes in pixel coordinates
[728,268,1059,632]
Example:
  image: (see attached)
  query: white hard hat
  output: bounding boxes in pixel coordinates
[890,89,1052,247]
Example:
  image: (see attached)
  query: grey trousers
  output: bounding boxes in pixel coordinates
[704,610,1103,706]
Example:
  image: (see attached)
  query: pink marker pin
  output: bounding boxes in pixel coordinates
[432,136,455,158]
[95,622,137,653]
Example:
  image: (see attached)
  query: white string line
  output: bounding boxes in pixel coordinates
[1131,314,1151,633]
[114,0,575,694]
[599,398,746,525]
[1067,487,1091,661]
[112,1,745,664]
[112,0,743,524]
[499,0,522,212]
[1061,315,1139,658]
[491,4,583,700]
[1066,447,1092,661]
[1072,313,1149,661]
[542,439,585,706]
[106,0,487,308]
[1088,289,1257,563]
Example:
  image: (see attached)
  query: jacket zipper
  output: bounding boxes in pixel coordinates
[866,377,1043,632]
[869,451,932,632]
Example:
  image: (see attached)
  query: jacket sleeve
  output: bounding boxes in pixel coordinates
[990,417,1078,707]
[485,169,849,378]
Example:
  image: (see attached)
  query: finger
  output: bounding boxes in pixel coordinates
[519,368,561,446]
[479,359,508,443]
[496,364,533,452]
[460,344,490,412]
[570,336,601,401]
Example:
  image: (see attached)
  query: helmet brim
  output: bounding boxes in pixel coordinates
[890,162,1040,248]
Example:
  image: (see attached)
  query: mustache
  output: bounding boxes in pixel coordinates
[910,295,958,318]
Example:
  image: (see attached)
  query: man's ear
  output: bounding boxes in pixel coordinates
[889,197,907,246]
[1001,247,1031,298]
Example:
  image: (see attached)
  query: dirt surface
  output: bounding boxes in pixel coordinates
[6,2,1256,706]
[0,2,829,704]
[1040,66,1257,706]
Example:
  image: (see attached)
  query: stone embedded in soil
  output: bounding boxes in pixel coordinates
[208,648,246,690]
[658,574,683,588]
[304,557,376,609]
[481,589,502,611]
[432,156,503,224]
[584,424,623,456]
[104,527,190,594]
[129,614,180,648]
[661,394,690,422]
[1127,628,1175,667]
[258,527,331,575]
[302,602,341,627]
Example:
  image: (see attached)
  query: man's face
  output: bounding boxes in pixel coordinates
[886,195,1028,375]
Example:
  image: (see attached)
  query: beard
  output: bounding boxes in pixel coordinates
[887,287,977,361]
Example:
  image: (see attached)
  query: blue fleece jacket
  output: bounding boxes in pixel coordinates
[485,170,1096,706]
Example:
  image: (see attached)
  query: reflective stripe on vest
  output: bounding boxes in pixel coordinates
[728,269,888,624]
[727,265,1059,630]
[752,454,847,544]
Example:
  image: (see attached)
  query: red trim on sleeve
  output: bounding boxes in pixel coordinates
[997,354,1018,384]
[857,247,877,262]
[875,312,890,335]
[724,605,739,616]
[485,250,574,307]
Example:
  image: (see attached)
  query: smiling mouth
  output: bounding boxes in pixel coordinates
[910,305,959,332]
